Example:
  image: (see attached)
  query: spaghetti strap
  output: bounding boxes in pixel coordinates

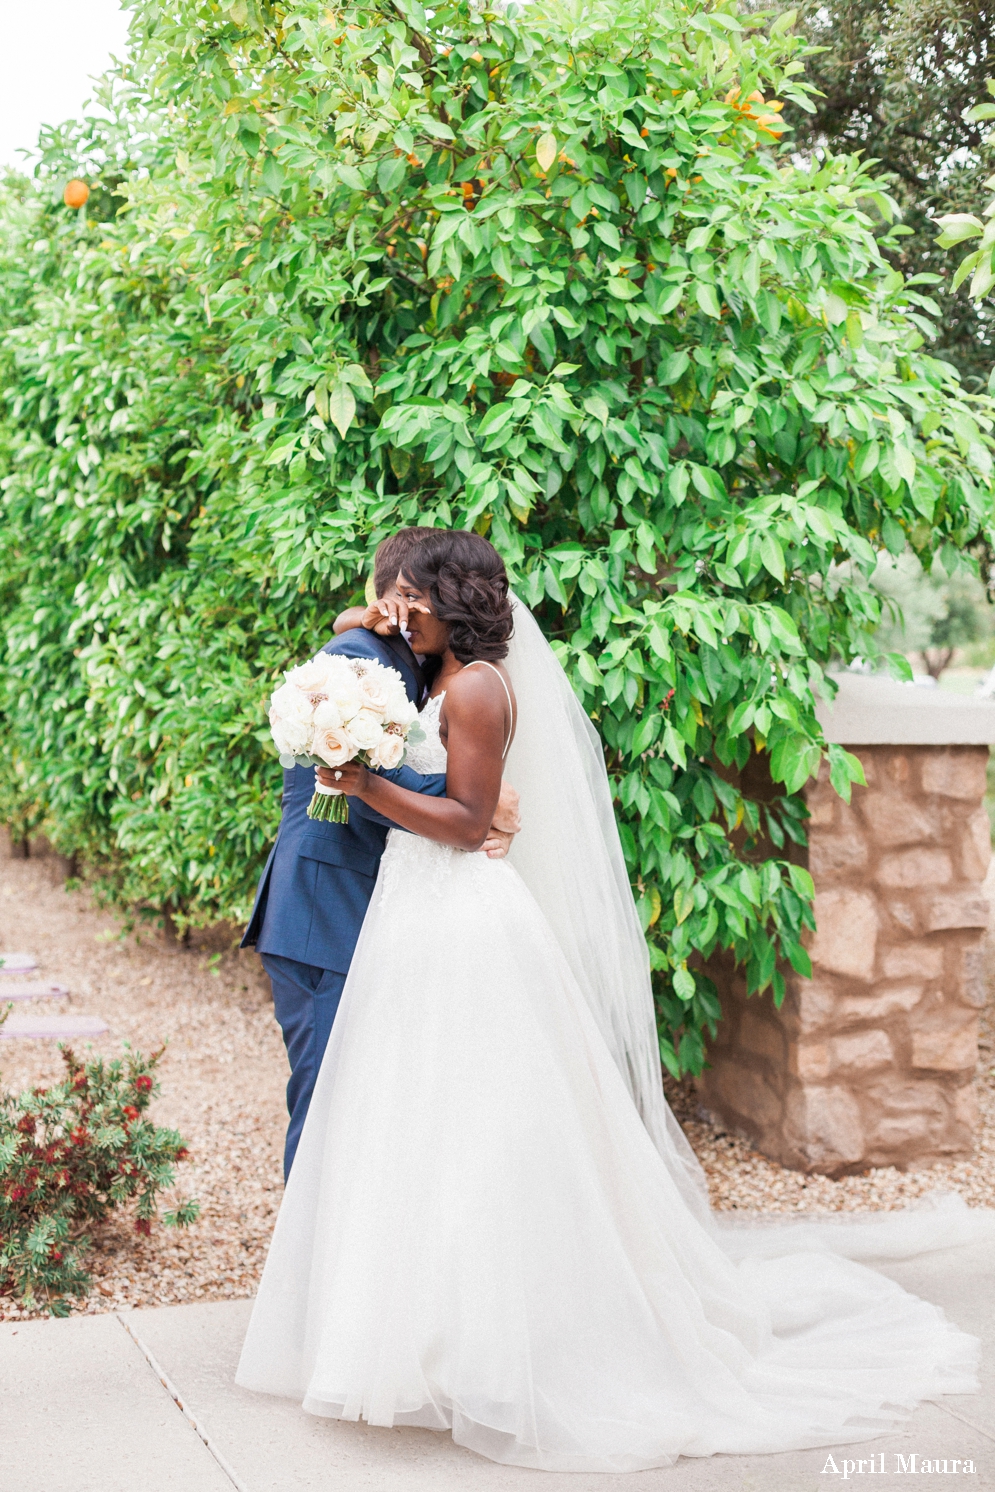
[463,660,515,757]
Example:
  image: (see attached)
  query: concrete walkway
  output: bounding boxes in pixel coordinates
[2,1245,993,1492]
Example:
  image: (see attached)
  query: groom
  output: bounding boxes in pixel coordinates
[243,526,520,1178]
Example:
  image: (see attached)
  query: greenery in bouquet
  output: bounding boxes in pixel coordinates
[0,0,993,1073]
[0,1032,199,1316]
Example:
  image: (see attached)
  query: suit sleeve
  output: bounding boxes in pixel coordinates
[348,765,446,832]
[322,631,381,662]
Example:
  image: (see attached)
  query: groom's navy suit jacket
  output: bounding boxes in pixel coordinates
[241,628,446,973]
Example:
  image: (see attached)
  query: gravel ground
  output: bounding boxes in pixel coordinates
[1,849,993,1323]
[667,1007,995,1214]
[0,854,286,1322]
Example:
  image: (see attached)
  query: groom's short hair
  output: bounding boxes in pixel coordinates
[373,527,436,598]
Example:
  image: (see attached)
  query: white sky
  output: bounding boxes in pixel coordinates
[0,0,131,168]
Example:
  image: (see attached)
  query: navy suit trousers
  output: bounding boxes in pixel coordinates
[261,952,346,1180]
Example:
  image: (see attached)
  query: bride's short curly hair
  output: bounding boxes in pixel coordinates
[402,532,513,664]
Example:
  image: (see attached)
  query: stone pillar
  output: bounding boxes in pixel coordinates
[698,676,995,1175]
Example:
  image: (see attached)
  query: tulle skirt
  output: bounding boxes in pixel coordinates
[236,832,984,1472]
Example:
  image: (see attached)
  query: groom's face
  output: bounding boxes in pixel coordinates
[397,571,449,656]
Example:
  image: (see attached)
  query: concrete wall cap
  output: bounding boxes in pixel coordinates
[816,673,995,746]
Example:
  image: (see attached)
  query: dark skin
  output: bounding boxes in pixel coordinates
[332,596,410,637]
[317,572,516,853]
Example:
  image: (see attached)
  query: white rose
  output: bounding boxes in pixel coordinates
[356,671,392,719]
[348,708,385,751]
[313,697,343,730]
[270,713,311,757]
[270,681,314,726]
[317,651,354,681]
[386,692,418,728]
[324,672,362,720]
[286,654,334,693]
[312,724,355,768]
[371,731,405,770]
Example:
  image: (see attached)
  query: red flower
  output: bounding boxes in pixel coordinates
[72,1072,87,1091]
[122,1106,140,1122]
[134,1076,153,1095]
[6,1187,26,1203]
[16,1116,34,1135]
[134,1218,152,1236]
[175,1148,190,1161]
[49,1249,63,1263]
[70,1128,89,1146]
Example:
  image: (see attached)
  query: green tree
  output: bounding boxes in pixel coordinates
[1,0,993,1075]
[777,0,995,388]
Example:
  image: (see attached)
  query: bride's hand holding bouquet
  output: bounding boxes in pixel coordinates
[268,651,423,823]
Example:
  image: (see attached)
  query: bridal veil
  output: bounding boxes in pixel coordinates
[503,595,995,1260]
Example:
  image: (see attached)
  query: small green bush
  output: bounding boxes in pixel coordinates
[0,1035,198,1316]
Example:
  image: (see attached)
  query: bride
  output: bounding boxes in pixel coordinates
[237,529,989,1473]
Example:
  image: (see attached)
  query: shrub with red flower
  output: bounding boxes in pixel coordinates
[0,1037,198,1316]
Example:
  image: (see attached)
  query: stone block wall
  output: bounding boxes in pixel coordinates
[698,745,990,1175]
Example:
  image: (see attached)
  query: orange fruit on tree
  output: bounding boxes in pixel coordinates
[63,179,89,208]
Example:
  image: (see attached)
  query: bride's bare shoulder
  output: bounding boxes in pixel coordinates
[444,661,516,745]
[449,660,515,707]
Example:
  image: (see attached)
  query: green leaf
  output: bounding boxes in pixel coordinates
[582,394,609,425]
[340,363,374,395]
[695,281,721,319]
[854,440,879,479]
[784,940,813,979]
[536,132,557,173]
[592,220,621,252]
[312,376,329,423]
[668,464,690,504]
[658,350,690,385]
[477,401,516,438]
[893,444,916,487]
[672,965,696,1000]
[327,380,357,438]
[674,887,694,925]
[575,650,603,685]
[336,163,367,191]
[970,253,995,300]
[824,293,847,326]
[759,533,785,581]
[552,305,579,331]
[828,744,867,804]
[261,154,285,194]
[377,155,407,194]
[934,214,984,247]
[529,320,557,368]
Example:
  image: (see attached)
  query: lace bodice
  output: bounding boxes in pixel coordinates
[382,689,498,901]
[403,692,448,774]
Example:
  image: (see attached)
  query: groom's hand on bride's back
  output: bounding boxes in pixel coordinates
[481,781,520,858]
[493,781,520,835]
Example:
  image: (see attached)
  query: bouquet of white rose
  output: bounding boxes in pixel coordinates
[268,651,423,823]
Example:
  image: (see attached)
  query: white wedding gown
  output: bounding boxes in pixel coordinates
[237,682,985,1473]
